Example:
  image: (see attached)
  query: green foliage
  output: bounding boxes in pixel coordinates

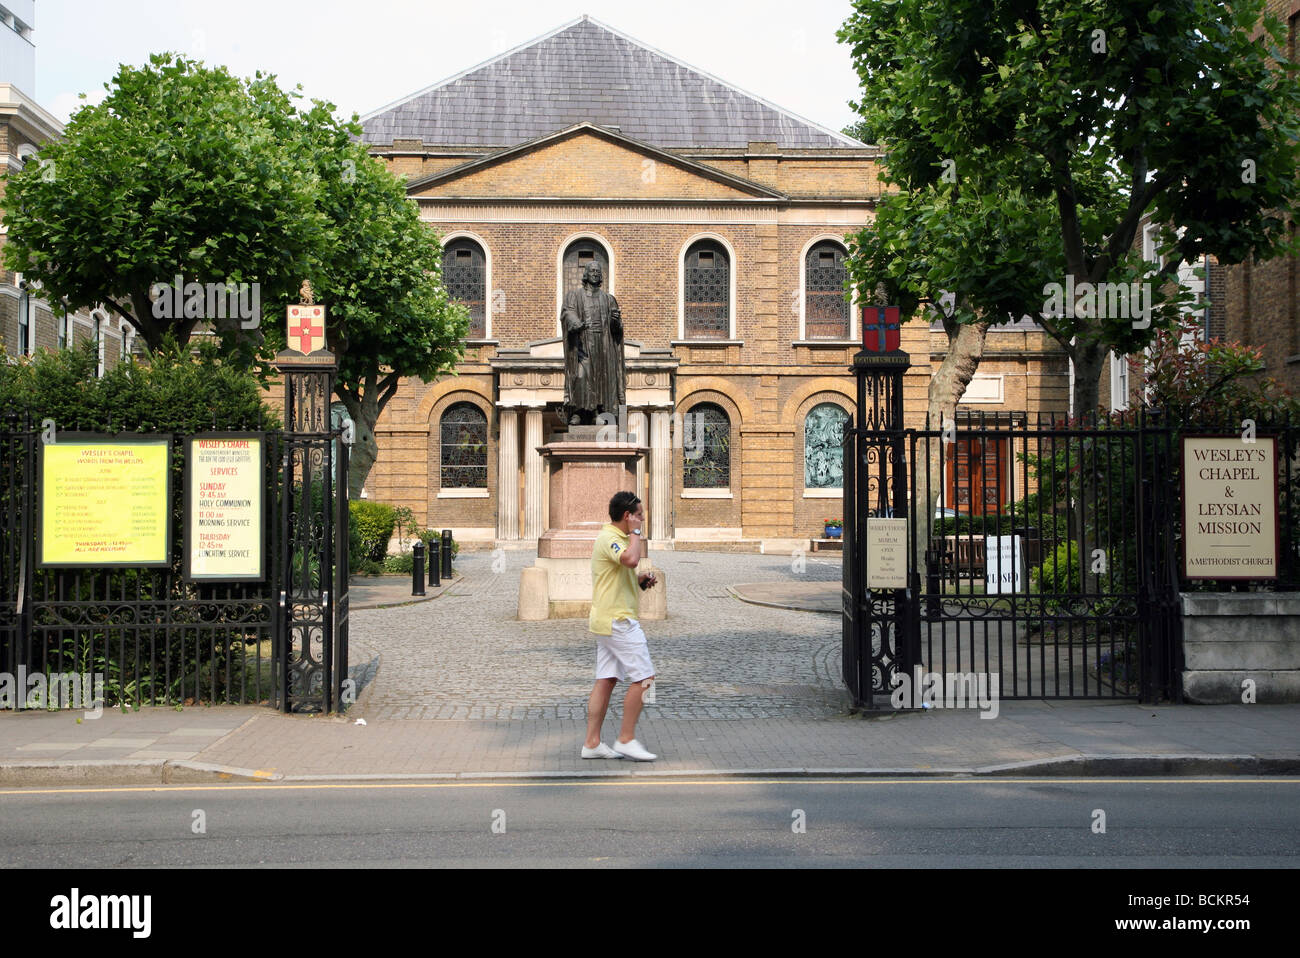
[349,501,396,562]
[0,338,279,433]
[357,559,385,576]
[418,527,459,559]
[1,53,337,368]
[383,552,414,575]
[838,0,1300,410]
[1032,539,1082,597]
[1141,319,1300,424]
[391,505,419,552]
[933,514,1027,538]
[348,519,364,575]
[314,146,469,496]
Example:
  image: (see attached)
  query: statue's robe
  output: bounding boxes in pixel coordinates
[561,285,625,422]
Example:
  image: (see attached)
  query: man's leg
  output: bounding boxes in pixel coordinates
[617,674,655,745]
[584,677,618,749]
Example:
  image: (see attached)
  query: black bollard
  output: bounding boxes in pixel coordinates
[412,540,426,596]
[428,538,441,586]
[441,529,453,580]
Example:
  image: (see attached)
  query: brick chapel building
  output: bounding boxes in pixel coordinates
[359,16,1073,548]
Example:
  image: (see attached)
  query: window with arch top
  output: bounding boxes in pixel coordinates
[440,402,488,489]
[805,241,850,340]
[684,239,730,339]
[804,403,849,488]
[682,402,731,488]
[562,239,610,299]
[443,238,487,338]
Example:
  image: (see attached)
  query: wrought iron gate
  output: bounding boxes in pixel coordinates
[843,406,1183,707]
[0,414,349,713]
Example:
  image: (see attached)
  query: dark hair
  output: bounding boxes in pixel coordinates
[609,491,640,522]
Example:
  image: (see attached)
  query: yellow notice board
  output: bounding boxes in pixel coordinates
[39,438,171,567]
[184,435,265,581]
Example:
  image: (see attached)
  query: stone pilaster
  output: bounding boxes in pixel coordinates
[628,409,648,503]
[497,407,519,539]
[523,407,544,539]
[650,409,672,540]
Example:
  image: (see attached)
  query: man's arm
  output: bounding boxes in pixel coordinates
[618,527,642,568]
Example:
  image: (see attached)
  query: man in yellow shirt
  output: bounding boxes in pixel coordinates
[582,491,659,761]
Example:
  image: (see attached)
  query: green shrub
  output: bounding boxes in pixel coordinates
[383,552,414,574]
[348,519,364,574]
[349,501,396,562]
[357,559,385,576]
[419,527,460,558]
[1032,539,1082,597]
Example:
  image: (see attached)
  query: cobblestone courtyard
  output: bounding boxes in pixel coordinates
[352,550,849,720]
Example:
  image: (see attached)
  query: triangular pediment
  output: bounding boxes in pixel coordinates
[407,123,784,201]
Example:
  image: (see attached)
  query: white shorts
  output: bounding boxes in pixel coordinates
[595,618,656,683]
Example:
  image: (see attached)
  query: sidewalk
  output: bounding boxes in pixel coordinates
[3,552,1298,786]
[2,700,1297,785]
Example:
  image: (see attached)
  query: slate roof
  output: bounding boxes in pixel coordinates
[361,16,863,150]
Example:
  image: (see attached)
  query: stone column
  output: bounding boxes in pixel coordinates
[523,407,544,539]
[628,409,648,503]
[497,407,519,540]
[650,408,672,541]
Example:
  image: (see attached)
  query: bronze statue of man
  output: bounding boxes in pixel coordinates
[561,262,625,425]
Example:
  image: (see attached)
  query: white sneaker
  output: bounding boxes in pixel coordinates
[581,742,623,759]
[613,738,657,762]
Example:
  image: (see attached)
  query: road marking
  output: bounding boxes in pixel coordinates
[1,777,1296,797]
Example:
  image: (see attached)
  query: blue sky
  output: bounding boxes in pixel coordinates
[34,0,865,133]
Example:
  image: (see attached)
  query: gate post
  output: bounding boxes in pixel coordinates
[274,293,344,713]
[843,307,911,709]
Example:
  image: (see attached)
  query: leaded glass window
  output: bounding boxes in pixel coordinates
[562,239,609,299]
[684,240,730,338]
[682,403,730,488]
[443,239,486,338]
[805,403,849,488]
[805,241,850,339]
[440,402,488,488]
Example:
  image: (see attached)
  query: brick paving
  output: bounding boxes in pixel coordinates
[352,550,850,721]
[3,549,1299,781]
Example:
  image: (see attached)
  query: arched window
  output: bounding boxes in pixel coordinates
[684,239,730,339]
[805,241,850,340]
[442,238,487,339]
[562,238,610,299]
[440,402,488,489]
[804,403,849,489]
[682,402,731,489]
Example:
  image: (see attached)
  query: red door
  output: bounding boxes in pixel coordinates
[945,438,1008,516]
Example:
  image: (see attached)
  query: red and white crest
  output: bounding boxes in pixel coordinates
[287,305,326,354]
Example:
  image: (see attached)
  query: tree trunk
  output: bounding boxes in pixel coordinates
[911,321,990,584]
[340,390,380,500]
[1067,342,1107,592]
[1070,343,1106,424]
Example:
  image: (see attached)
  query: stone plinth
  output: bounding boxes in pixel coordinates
[1181,592,1300,703]
[517,429,661,619]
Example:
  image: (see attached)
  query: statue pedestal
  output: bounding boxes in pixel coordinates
[517,429,662,620]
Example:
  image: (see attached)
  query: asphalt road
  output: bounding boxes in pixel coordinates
[0,777,1297,868]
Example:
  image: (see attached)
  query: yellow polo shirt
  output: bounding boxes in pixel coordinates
[589,523,639,635]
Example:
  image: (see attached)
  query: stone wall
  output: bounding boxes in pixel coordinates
[1181,593,1300,703]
